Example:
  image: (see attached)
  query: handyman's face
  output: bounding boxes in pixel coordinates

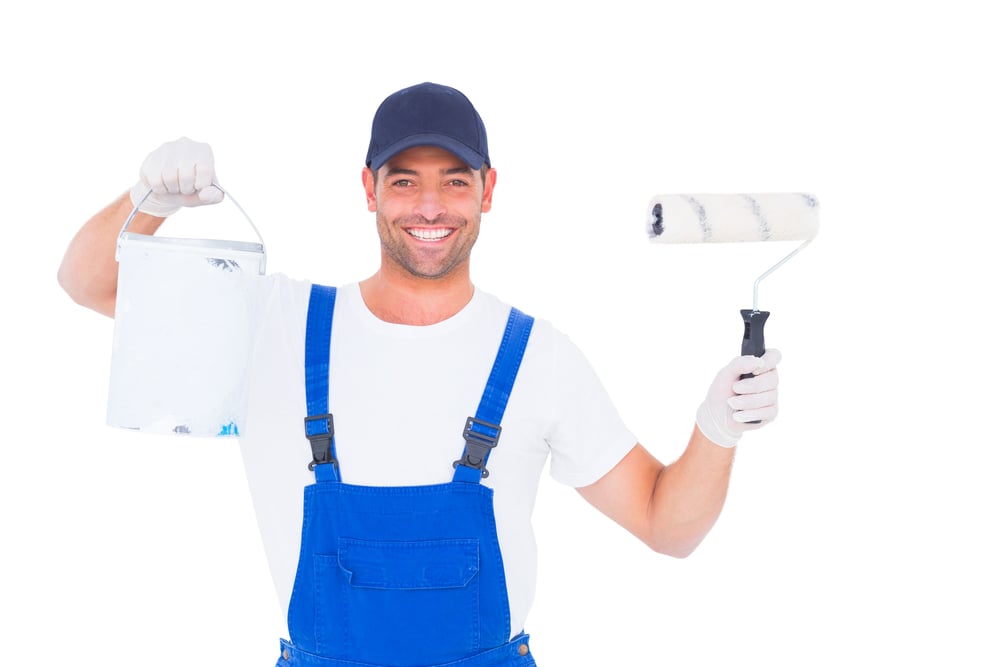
[364,145,495,280]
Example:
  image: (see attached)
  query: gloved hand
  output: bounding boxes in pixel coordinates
[129,137,224,217]
[696,349,781,448]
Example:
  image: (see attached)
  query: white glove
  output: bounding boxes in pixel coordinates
[696,349,781,448]
[129,137,224,217]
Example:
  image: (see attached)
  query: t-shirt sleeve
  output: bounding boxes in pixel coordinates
[241,272,313,429]
[541,328,638,488]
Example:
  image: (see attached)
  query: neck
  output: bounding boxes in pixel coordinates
[359,267,474,325]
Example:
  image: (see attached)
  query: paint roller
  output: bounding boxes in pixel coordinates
[646,193,819,398]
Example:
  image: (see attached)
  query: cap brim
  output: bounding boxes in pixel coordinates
[368,132,487,171]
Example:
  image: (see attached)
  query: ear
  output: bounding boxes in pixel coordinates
[362,167,377,212]
[480,168,497,213]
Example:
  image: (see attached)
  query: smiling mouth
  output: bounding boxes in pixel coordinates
[406,228,454,241]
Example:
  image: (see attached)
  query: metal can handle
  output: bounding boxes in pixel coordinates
[116,185,267,263]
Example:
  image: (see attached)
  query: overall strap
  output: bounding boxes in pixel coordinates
[453,307,534,484]
[304,284,340,482]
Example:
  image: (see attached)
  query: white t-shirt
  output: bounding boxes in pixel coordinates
[238,275,636,639]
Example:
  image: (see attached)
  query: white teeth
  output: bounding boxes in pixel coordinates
[407,228,453,241]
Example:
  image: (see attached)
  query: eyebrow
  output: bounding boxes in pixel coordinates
[384,166,474,177]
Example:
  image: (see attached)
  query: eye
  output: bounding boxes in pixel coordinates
[390,178,413,187]
[448,179,471,187]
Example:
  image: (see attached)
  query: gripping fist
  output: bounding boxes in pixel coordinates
[129,137,224,217]
[696,349,781,448]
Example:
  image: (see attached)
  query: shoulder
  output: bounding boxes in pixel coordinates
[475,289,558,342]
[252,276,371,321]
[252,272,312,313]
[474,289,590,375]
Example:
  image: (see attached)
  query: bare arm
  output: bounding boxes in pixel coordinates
[56,192,167,317]
[577,351,781,557]
[57,137,223,317]
[577,426,735,558]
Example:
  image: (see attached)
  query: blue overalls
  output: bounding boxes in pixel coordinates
[276,285,537,667]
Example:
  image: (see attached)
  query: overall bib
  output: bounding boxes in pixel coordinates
[276,285,538,667]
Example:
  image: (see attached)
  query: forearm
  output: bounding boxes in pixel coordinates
[578,353,779,557]
[56,191,166,317]
[646,425,736,557]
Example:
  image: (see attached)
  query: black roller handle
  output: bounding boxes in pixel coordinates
[740,309,769,424]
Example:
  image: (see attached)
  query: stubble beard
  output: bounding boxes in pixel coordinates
[378,212,480,280]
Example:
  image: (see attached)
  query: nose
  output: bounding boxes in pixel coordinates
[414,186,446,221]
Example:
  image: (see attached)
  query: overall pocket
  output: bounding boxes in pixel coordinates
[314,537,481,664]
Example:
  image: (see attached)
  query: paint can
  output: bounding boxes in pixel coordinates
[107,189,266,437]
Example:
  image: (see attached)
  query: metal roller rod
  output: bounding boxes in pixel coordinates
[752,239,812,311]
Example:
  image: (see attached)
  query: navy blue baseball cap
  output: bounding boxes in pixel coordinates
[365,82,490,171]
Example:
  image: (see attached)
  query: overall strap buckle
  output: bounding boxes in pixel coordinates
[304,285,340,481]
[304,413,338,471]
[453,417,501,478]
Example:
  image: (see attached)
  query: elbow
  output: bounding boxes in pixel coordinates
[56,260,69,291]
[648,539,700,559]
[646,526,708,559]
[56,266,116,318]
[56,263,78,302]
[56,258,86,304]
[56,266,84,308]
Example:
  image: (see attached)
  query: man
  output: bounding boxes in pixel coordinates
[58,82,780,666]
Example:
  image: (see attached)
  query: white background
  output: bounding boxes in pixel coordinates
[2,1,998,665]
